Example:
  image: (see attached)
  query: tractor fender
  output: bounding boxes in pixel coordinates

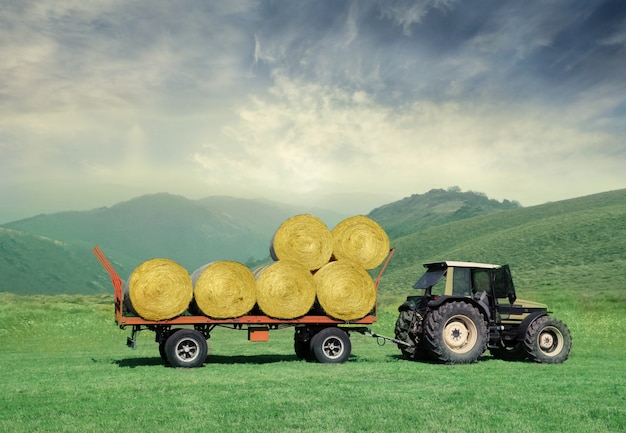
[516,311,549,338]
[427,296,491,322]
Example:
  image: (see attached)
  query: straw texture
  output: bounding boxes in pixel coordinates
[125,258,192,321]
[331,215,390,270]
[191,261,256,319]
[314,260,376,321]
[270,214,333,271]
[254,260,316,319]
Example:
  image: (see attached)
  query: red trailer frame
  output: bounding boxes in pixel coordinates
[93,245,395,366]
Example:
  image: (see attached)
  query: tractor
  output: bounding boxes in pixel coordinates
[394,261,572,364]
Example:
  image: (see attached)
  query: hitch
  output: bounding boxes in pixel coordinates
[358,328,414,347]
[126,326,140,350]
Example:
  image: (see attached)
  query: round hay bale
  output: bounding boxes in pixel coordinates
[331,215,390,270]
[255,260,316,319]
[314,260,376,321]
[270,214,333,271]
[191,261,256,319]
[124,258,192,321]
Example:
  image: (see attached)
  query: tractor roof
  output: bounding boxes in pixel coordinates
[423,261,501,270]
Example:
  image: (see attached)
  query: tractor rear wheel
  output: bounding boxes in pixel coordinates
[523,315,572,364]
[424,302,487,364]
[395,309,428,360]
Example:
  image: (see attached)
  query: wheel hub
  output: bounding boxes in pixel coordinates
[539,332,554,350]
[322,337,344,359]
[444,321,468,349]
[177,340,198,359]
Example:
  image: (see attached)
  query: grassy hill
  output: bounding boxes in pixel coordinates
[1,189,625,432]
[0,228,112,295]
[2,188,625,305]
[376,188,626,313]
[0,189,512,296]
[0,193,349,294]
[369,187,521,239]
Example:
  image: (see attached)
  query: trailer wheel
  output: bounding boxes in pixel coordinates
[523,315,572,364]
[164,329,208,368]
[310,327,351,364]
[159,341,169,364]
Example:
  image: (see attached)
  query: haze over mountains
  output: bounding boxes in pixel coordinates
[1,187,623,297]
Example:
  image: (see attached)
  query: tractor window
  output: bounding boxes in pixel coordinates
[430,276,447,296]
[472,270,491,294]
[493,266,515,301]
[452,268,471,296]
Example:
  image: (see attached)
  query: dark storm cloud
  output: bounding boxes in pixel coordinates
[254,0,626,108]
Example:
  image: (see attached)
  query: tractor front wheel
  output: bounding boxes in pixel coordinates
[523,315,572,364]
[424,302,487,364]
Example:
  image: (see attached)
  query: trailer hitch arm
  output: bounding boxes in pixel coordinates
[358,328,414,347]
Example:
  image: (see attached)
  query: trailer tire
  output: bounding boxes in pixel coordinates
[159,341,169,364]
[310,327,351,364]
[294,340,315,361]
[164,329,208,368]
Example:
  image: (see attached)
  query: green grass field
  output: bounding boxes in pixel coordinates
[0,293,624,433]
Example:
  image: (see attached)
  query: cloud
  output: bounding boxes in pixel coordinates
[191,72,623,206]
[0,0,625,222]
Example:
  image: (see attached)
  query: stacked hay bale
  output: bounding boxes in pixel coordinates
[254,260,316,319]
[121,213,389,322]
[124,258,193,321]
[318,215,390,320]
[270,214,333,271]
[191,261,256,319]
[267,213,390,321]
[331,215,390,270]
[257,214,331,318]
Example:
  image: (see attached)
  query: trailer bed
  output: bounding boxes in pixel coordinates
[92,245,394,366]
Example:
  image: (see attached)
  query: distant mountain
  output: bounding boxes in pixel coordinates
[1,193,349,294]
[368,187,521,239]
[7,187,598,297]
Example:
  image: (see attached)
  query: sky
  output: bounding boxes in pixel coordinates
[1,0,625,223]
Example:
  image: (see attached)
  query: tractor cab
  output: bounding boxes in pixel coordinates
[413,261,517,305]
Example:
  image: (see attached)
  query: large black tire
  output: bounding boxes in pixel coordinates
[394,309,428,360]
[310,327,351,364]
[424,302,488,364]
[523,315,572,364]
[159,341,169,364]
[164,329,208,368]
[294,340,316,361]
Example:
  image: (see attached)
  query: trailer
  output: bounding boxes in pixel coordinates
[93,245,396,368]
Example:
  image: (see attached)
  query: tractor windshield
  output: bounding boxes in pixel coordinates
[414,269,446,291]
